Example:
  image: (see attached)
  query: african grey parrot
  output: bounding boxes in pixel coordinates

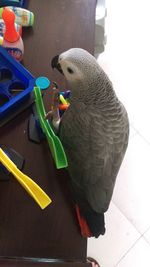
[51,48,129,238]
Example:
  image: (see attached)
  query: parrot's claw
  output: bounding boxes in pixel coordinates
[52,118,60,131]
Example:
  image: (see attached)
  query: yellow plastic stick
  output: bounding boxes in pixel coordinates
[59,94,68,105]
[0,148,52,209]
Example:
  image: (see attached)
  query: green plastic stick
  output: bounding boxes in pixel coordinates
[34,87,68,169]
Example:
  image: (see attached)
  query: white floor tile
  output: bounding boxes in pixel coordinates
[98,47,150,144]
[116,238,150,267]
[94,0,150,266]
[144,227,150,245]
[129,126,138,139]
[97,0,150,143]
[112,134,150,234]
[87,202,140,267]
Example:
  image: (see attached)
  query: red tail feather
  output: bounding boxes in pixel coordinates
[75,205,92,237]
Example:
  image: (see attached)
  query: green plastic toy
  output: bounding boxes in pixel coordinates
[34,87,68,169]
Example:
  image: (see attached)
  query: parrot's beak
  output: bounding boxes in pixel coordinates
[51,55,64,75]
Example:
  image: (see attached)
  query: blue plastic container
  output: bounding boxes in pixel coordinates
[0,45,35,118]
[0,0,26,7]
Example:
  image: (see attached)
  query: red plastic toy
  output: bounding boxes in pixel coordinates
[2,7,24,61]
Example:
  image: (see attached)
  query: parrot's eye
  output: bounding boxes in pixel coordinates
[67,67,74,74]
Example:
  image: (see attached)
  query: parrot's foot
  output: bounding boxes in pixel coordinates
[87,257,100,267]
[75,205,92,237]
[52,118,60,131]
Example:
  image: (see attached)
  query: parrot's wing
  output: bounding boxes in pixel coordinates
[60,104,129,214]
[85,111,128,213]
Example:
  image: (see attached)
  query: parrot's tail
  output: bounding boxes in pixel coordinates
[75,205,105,238]
[76,205,92,237]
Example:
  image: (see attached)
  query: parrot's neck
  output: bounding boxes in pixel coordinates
[70,71,118,109]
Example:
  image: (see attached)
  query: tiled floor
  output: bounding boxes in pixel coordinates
[87,0,150,266]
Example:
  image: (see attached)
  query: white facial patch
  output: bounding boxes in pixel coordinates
[60,60,84,82]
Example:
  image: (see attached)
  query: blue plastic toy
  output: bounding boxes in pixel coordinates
[35,76,50,90]
[60,90,71,99]
[0,45,35,119]
[0,0,26,7]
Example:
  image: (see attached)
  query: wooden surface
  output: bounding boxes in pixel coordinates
[0,258,91,267]
[0,0,97,266]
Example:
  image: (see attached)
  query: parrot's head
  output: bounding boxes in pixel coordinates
[51,48,102,96]
[51,48,114,103]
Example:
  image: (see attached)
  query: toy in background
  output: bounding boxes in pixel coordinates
[0,2,53,212]
[0,0,26,8]
[0,45,35,124]
[0,146,52,209]
[0,18,22,37]
[2,7,24,61]
[0,5,34,60]
[0,6,34,26]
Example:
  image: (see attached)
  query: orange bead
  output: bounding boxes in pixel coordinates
[59,104,69,110]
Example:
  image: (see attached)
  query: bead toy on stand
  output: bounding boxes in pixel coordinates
[28,86,68,170]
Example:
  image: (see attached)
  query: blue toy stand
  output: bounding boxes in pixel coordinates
[0,46,35,122]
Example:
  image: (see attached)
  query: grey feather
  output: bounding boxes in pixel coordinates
[58,48,129,215]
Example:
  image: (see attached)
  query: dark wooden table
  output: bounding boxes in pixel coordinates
[0,1,97,266]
